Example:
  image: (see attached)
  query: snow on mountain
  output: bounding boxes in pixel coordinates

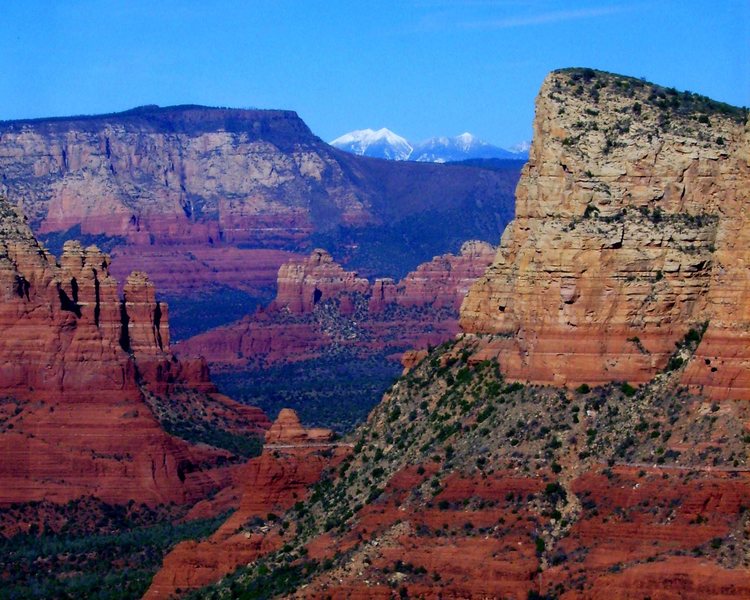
[330,128,413,161]
[411,133,521,163]
[330,128,529,162]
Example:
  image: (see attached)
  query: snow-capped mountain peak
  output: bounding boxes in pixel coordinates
[330,128,529,162]
[509,140,532,154]
[455,132,477,149]
[330,128,413,161]
[411,132,509,163]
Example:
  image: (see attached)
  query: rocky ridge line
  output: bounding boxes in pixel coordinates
[178,240,496,368]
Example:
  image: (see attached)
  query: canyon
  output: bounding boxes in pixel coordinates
[177,241,496,432]
[0,105,519,337]
[147,69,750,599]
[2,66,750,599]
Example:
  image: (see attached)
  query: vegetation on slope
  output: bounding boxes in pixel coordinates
[556,67,748,123]
[194,333,750,597]
[143,388,264,460]
[0,500,231,600]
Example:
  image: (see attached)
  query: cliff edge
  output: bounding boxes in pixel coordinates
[461,68,750,398]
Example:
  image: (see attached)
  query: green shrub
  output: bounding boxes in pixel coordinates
[666,356,684,371]
[535,537,546,554]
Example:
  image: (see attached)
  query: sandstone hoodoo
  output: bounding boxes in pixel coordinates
[461,68,750,395]
[0,105,519,338]
[144,409,345,599]
[152,70,750,599]
[0,196,268,508]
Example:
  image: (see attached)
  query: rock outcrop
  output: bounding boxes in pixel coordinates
[145,410,344,599]
[264,408,335,444]
[461,68,750,394]
[178,242,496,368]
[272,249,370,315]
[397,240,496,310]
[0,197,266,506]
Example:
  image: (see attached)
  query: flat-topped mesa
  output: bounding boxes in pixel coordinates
[461,68,750,393]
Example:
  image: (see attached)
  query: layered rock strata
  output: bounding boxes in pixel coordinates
[0,197,264,505]
[272,249,370,315]
[0,105,518,303]
[178,242,496,367]
[461,68,750,394]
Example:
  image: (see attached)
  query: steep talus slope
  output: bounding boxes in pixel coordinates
[0,105,519,335]
[0,196,268,507]
[461,68,750,396]
[152,70,750,599]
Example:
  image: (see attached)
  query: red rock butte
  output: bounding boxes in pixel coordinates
[461,69,750,399]
[0,197,267,506]
[179,241,496,368]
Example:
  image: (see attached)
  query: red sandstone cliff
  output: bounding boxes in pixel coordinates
[0,197,267,507]
[461,69,750,396]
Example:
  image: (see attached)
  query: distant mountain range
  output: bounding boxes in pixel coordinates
[330,128,529,162]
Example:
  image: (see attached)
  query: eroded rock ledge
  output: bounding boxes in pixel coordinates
[461,68,750,398]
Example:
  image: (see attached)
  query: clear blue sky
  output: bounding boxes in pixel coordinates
[1,1,747,147]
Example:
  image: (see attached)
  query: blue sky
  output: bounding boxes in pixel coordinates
[1,1,747,147]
